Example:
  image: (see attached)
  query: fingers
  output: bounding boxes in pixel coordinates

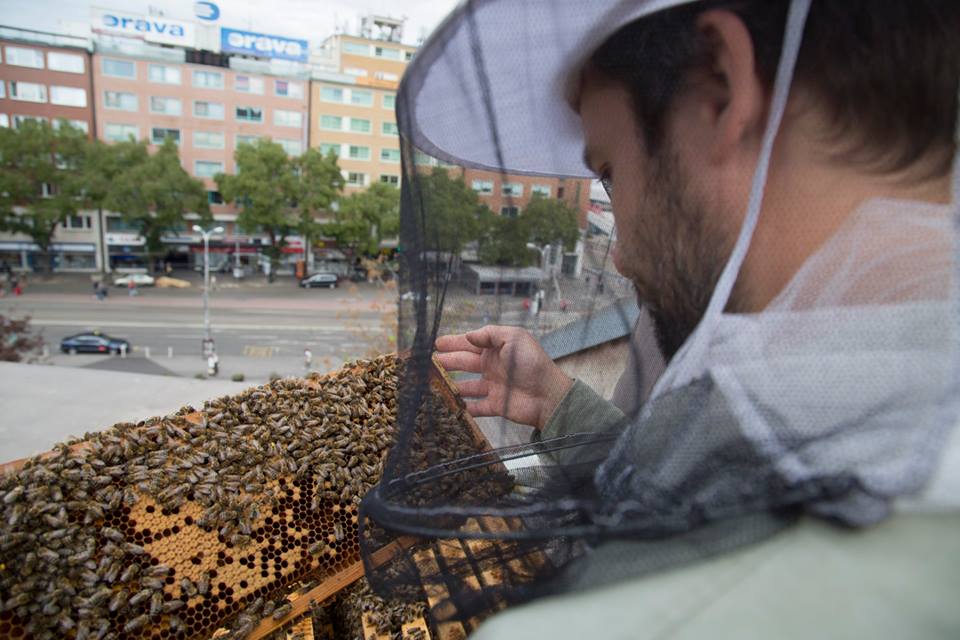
[454,378,488,397]
[464,325,519,350]
[434,351,483,374]
[463,397,498,418]
[435,333,482,354]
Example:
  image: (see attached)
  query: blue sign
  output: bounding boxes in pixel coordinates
[195,2,220,21]
[220,28,308,62]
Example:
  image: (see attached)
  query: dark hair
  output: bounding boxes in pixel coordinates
[588,0,960,179]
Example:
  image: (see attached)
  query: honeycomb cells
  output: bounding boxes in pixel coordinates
[0,356,398,640]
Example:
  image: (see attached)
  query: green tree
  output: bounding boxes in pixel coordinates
[333,182,400,254]
[294,147,344,256]
[0,120,90,273]
[104,138,210,272]
[216,139,298,281]
[478,194,580,266]
[414,168,493,254]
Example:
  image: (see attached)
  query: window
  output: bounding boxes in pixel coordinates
[319,143,340,157]
[207,191,224,205]
[502,182,524,197]
[193,131,224,149]
[149,96,181,115]
[472,180,493,195]
[380,148,400,163]
[236,134,261,147]
[374,71,399,82]
[235,106,263,123]
[344,67,367,77]
[235,75,264,94]
[531,184,552,197]
[414,151,436,166]
[13,115,48,129]
[374,46,400,60]
[320,87,343,103]
[349,118,371,133]
[405,51,414,61]
[193,100,224,119]
[557,186,565,199]
[501,206,520,217]
[346,172,366,186]
[0,82,3,98]
[104,123,138,142]
[380,174,399,185]
[102,58,135,78]
[343,41,370,56]
[104,91,137,111]
[65,215,92,230]
[53,118,89,133]
[348,145,370,160]
[48,52,84,74]
[0,115,8,129]
[151,127,180,145]
[383,93,396,109]
[274,110,302,128]
[381,122,399,136]
[50,86,87,108]
[320,115,342,130]
[277,139,302,155]
[194,161,223,178]
[192,70,223,89]
[5,46,44,69]
[148,64,181,85]
[275,80,303,98]
[10,82,47,103]
[351,90,373,106]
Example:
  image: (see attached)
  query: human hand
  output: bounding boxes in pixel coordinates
[435,325,573,430]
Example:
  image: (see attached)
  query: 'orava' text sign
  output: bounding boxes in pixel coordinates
[220,27,308,62]
[92,8,196,47]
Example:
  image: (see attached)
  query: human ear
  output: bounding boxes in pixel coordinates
[693,10,766,164]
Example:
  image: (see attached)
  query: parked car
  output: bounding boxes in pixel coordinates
[113,274,155,287]
[400,291,432,302]
[60,332,131,355]
[300,272,339,289]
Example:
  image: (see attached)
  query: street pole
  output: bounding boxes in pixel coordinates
[193,225,224,356]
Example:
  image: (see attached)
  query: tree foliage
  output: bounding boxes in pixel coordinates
[478,194,580,266]
[331,182,400,254]
[217,140,343,276]
[104,138,210,271]
[0,120,90,272]
[413,168,493,254]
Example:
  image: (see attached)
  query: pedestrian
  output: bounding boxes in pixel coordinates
[207,351,219,377]
[127,278,137,297]
[164,261,172,276]
[304,347,313,370]
[11,276,21,296]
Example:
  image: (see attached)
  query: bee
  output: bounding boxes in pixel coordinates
[140,576,165,590]
[145,564,170,577]
[197,571,211,596]
[128,588,152,607]
[150,591,163,616]
[108,588,127,613]
[180,577,197,598]
[123,614,149,633]
[119,563,140,583]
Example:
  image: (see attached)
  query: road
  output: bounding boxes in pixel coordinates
[0,277,397,382]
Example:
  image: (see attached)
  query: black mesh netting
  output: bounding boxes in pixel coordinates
[359,0,960,633]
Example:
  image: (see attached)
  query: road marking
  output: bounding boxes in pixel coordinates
[243,345,278,358]
[28,319,375,331]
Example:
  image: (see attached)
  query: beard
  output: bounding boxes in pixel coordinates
[615,150,735,361]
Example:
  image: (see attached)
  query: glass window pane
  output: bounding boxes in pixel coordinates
[194,161,223,178]
[104,91,137,111]
[102,58,135,78]
[351,90,372,106]
[50,86,87,107]
[320,143,340,156]
[6,46,44,69]
[194,131,224,149]
[382,122,399,136]
[320,87,343,103]
[349,118,370,133]
[10,82,48,103]
[48,52,84,74]
[192,70,223,89]
[148,64,181,84]
[380,148,400,163]
[274,110,302,128]
[105,123,138,142]
[235,75,264,94]
[194,101,224,119]
[149,96,181,115]
[277,139,302,155]
[383,93,396,109]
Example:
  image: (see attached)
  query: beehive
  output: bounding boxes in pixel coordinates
[0,354,532,640]
[0,356,401,640]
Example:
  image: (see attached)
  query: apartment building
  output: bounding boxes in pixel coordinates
[0,27,100,272]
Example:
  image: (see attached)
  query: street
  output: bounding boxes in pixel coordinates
[0,274,397,382]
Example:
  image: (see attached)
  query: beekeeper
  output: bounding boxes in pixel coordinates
[418,0,960,637]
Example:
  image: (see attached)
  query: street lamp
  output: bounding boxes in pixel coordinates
[526,242,550,271]
[193,224,224,356]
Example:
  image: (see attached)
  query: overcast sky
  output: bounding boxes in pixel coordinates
[0,0,459,46]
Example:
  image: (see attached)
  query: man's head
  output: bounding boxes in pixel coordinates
[575,0,959,359]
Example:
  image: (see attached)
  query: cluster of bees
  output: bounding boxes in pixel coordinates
[0,355,451,640]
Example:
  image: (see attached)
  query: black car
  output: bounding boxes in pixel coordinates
[60,332,131,355]
[300,272,339,288]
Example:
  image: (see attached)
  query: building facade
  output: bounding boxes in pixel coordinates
[0,27,100,271]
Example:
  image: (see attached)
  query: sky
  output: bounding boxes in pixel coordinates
[0,0,459,46]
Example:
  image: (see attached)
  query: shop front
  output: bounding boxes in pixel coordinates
[0,241,97,272]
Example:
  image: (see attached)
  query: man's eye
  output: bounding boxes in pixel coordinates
[600,172,613,198]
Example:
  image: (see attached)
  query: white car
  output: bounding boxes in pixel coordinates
[113,273,156,287]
